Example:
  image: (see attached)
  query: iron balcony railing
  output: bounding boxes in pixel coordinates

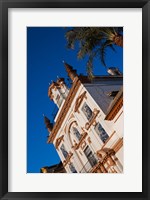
[79,153,99,173]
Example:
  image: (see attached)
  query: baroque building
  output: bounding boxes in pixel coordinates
[44,62,123,173]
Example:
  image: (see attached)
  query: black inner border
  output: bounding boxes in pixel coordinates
[0,0,150,200]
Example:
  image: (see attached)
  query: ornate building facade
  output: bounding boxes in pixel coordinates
[44,63,123,173]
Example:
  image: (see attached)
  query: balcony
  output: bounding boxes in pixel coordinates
[79,153,99,173]
[85,108,100,130]
[74,132,88,150]
[101,131,119,150]
[63,152,73,167]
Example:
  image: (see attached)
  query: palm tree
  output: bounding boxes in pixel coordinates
[65,27,123,78]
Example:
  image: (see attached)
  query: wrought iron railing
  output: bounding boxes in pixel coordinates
[79,153,99,173]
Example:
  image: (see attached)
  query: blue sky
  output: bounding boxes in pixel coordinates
[27,27,123,173]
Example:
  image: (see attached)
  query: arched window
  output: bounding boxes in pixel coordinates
[60,144,68,159]
[72,127,81,141]
[69,163,77,173]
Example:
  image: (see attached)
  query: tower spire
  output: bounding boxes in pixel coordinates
[63,61,78,81]
[44,116,53,133]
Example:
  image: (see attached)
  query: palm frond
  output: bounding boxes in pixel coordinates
[64,27,122,76]
[65,30,77,49]
[108,44,116,52]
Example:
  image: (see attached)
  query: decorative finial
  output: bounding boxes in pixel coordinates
[44,115,53,132]
[63,62,78,81]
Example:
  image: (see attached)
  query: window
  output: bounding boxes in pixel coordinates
[60,144,68,159]
[84,146,97,167]
[81,102,93,121]
[72,127,81,141]
[69,163,77,173]
[107,91,119,98]
[95,123,109,143]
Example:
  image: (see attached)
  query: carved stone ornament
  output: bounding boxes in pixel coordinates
[74,132,88,150]
[85,108,100,130]
[74,91,87,112]
[55,135,64,149]
[63,152,73,167]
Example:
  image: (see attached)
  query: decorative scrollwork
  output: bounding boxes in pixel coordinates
[55,135,64,149]
[74,91,87,112]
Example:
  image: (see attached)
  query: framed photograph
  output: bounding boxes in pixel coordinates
[0,0,150,200]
